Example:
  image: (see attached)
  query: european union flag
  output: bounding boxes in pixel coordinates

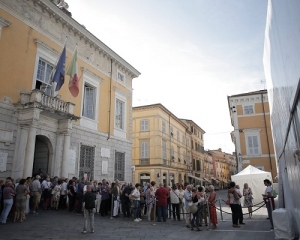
[52,46,66,91]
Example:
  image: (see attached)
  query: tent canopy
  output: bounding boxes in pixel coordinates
[231,165,272,204]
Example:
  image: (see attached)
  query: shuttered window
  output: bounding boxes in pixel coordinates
[83,84,95,119]
[141,142,149,158]
[141,119,149,131]
[247,135,260,155]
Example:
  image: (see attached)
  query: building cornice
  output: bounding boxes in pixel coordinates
[0,0,140,78]
[133,104,190,131]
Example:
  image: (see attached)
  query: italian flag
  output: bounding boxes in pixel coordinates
[67,49,79,97]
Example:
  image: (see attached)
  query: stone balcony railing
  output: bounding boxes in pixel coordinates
[20,89,77,117]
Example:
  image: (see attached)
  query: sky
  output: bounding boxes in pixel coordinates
[69,0,268,154]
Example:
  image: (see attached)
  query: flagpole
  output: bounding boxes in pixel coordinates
[43,36,68,96]
[68,50,93,102]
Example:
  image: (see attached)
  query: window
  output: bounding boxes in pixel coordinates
[141,142,149,158]
[170,126,174,137]
[183,151,186,163]
[115,99,125,130]
[36,58,54,94]
[247,135,260,155]
[177,146,181,162]
[79,145,95,181]
[171,146,174,161]
[243,105,254,114]
[177,130,180,141]
[117,70,125,82]
[82,84,96,119]
[162,140,167,160]
[115,152,125,181]
[141,119,149,131]
[191,140,194,150]
[162,121,166,134]
[197,160,201,171]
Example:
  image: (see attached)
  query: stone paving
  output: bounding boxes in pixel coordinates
[0,190,275,240]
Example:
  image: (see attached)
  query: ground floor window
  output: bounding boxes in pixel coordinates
[79,145,95,181]
[115,152,125,181]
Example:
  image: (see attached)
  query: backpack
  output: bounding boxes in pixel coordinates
[84,192,95,210]
[272,189,278,198]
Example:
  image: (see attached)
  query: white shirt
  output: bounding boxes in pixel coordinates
[132,188,140,200]
[42,180,51,190]
[61,182,68,195]
[265,186,273,196]
[32,179,41,192]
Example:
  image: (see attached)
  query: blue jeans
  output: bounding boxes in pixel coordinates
[191,209,199,228]
[0,199,13,223]
[157,205,167,222]
[133,200,140,219]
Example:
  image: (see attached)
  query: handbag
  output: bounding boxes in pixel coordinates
[225,199,230,205]
[190,204,198,214]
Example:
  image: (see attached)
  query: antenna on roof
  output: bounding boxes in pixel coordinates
[261,79,266,90]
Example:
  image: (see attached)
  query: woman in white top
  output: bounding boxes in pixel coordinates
[243,183,253,218]
[178,184,185,220]
[131,183,141,222]
[170,184,181,220]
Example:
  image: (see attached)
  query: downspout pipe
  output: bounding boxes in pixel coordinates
[107,59,113,140]
[261,93,272,176]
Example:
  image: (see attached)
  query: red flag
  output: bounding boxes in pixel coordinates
[67,49,79,97]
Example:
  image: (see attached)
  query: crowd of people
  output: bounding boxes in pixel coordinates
[0,173,218,233]
[0,173,275,232]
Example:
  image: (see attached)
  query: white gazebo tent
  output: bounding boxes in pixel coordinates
[231,165,272,204]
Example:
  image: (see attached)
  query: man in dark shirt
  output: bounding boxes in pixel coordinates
[82,185,96,234]
[100,179,110,216]
[76,178,86,215]
[155,183,168,222]
[121,183,132,218]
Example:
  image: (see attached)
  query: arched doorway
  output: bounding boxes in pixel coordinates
[32,135,53,176]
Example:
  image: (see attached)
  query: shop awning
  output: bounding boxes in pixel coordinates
[188,174,204,182]
[203,178,212,184]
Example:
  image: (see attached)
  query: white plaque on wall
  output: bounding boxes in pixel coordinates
[102,160,108,174]
[0,152,8,172]
[0,129,13,144]
[101,148,110,158]
[69,149,76,174]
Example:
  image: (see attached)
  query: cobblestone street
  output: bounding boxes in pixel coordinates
[1,191,275,240]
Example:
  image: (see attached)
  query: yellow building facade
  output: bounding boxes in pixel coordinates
[209,149,231,189]
[0,0,140,181]
[180,119,207,186]
[132,104,192,186]
[228,90,277,182]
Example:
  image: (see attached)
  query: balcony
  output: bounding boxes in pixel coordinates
[20,90,80,120]
[133,158,188,170]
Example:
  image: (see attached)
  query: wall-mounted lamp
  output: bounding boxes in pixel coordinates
[239,129,243,133]
[230,106,236,113]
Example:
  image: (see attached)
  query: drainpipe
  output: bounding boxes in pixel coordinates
[107,59,113,140]
[261,93,273,176]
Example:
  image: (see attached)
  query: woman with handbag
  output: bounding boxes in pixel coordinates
[243,183,253,219]
[198,186,208,227]
[170,184,180,221]
[190,188,201,231]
